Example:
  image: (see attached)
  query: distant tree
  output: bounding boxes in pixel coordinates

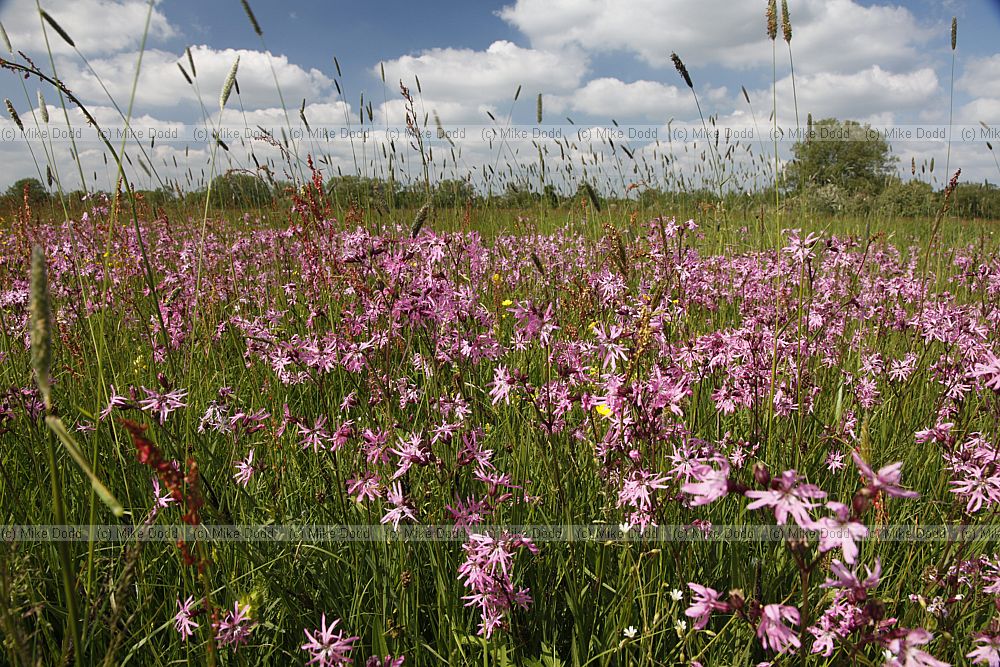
[635,187,663,208]
[875,178,935,217]
[430,179,475,208]
[952,182,1000,219]
[206,172,274,208]
[499,183,540,208]
[326,175,396,209]
[785,118,896,196]
[135,186,176,209]
[543,184,561,208]
[5,177,49,205]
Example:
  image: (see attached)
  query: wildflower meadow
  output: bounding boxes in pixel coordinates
[0,1,999,666]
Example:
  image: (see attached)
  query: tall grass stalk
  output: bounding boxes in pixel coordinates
[30,246,82,667]
[670,52,724,205]
[944,17,957,183]
[33,3,86,192]
[781,0,799,132]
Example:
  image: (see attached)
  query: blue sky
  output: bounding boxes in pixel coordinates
[1,0,999,192]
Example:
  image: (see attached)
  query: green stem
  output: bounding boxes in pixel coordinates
[44,429,82,667]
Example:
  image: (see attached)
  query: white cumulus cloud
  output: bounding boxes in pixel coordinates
[0,0,175,57]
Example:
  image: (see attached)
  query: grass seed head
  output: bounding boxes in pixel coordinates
[5,98,22,132]
[411,201,431,238]
[0,22,11,53]
[220,56,240,111]
[670,52,693,89]
[583,181,602,212]
[40,10,74,47]
[177,62,192,85]
[766,0,778,40]
[30,246,53,410]
[241,0,263,37]
[781,0,792,42]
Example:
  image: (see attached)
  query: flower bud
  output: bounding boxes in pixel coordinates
[745,597,761,621]
[852,487,873,516]
[786,534,809,557]
[727,479,748,495]
[865,599,885,621]
[752,462,770,487]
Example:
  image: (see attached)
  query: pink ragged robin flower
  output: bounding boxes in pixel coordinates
[851,451,919,499]
[301,614,359,667]
[137,386,188,424]
[745,469,826,528]
[233,449,255,488]
[812,501,867,564]
[969,350,1000,392]
[756,603,800,654]
[174,595,199,641]
[380,481,417,530]
[212,601,256,647]
[882,628,949,667]
[967,632,1000,666]
[681,459,731,506]
[684,583,728,630]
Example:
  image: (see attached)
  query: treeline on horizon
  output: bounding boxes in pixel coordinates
[3,169,1000,222]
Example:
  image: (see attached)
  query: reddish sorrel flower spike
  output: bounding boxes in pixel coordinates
[121,417,159,466]
[121,418,184,503]
[121,418,206,568]
[181,457,205,526]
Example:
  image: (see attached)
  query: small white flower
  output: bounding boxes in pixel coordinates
[674,619,687,635]
[669,588,683,602]
[619,523,632,534]
[623,625,637,639]
[926,596,946,616]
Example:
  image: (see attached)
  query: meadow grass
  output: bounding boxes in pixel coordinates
[0,195,998,665]
[0,3,999,666]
